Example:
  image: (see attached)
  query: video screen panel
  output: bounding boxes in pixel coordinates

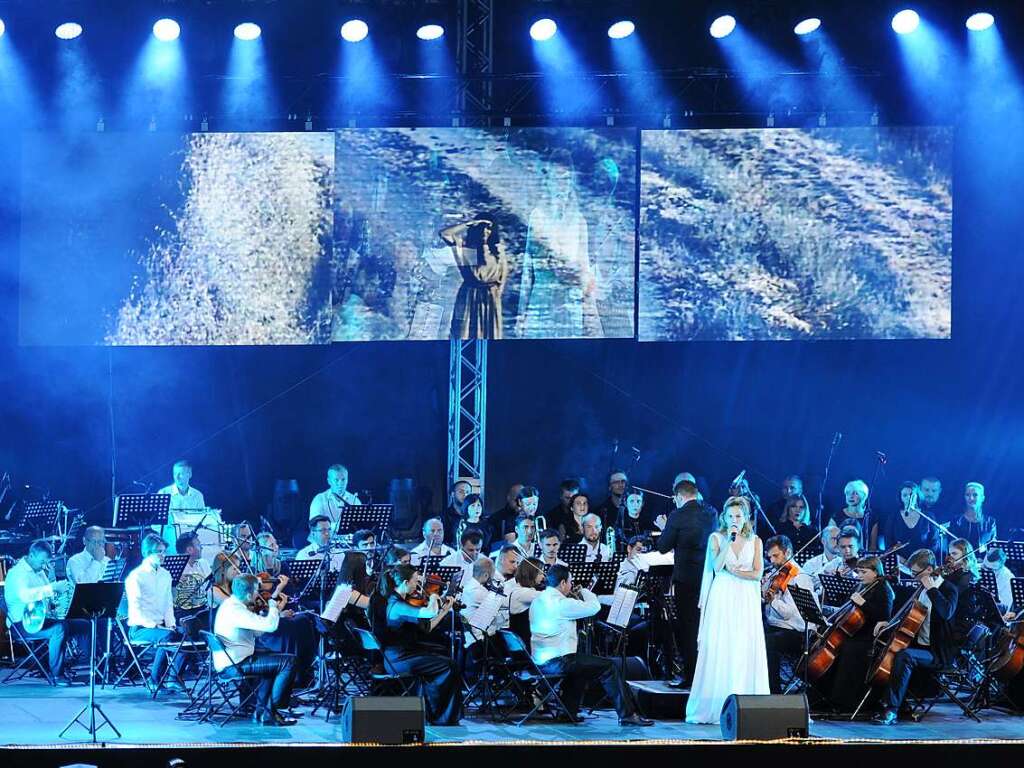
[19,132,335,346]
[639,127,953,341]
[330,127,636,341]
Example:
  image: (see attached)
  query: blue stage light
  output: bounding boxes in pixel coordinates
[709,15,736,39]
[794,18,821,36]
[234,22,261,41]
[966,13,994,32]
[891,10,920,35]
[341,19,369,42]
[55,22,83,40]
[530,18,557,42]
[153,19,180,42]
[416,24,444,41]
[608,20,635,40]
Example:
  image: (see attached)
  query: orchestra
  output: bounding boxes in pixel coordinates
[1,458,1020,735]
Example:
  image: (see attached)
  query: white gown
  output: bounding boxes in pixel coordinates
[685,532,770,724]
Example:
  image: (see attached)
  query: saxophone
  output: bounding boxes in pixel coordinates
[606,523,617,555]
[455,519,468,547]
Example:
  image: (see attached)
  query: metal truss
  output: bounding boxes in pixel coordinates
[447,339,487,495]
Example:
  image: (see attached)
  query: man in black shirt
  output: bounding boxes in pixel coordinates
[595,470,629,529]
[544,478,580,534]
[486,483,522,546]
[656,479,715,687]
[442,480,472,547]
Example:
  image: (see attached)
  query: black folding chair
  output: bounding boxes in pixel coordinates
[497,629,573,725]
[197,631,264,726]
[351,627,420,696]
[3,622,56,685]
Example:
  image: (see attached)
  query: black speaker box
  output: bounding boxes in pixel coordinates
[341,696,425,744]
[720,693,809,740]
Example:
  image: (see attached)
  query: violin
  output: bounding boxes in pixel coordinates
[762,561,799,602]
[252,572,288,614]
[405,572,447,608]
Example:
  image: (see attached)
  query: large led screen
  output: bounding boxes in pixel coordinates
[639,127,952,341]
[330,127,635,341]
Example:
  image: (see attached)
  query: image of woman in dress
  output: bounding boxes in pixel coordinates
[517,151,597,338]
[686,496,769,724]
[440,218,508,339]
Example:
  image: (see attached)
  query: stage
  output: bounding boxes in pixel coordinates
[1,680,1022,767]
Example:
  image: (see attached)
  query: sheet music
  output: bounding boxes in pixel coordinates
[321,584,353,623]
[467,590,502,632]
[607,587,638,628]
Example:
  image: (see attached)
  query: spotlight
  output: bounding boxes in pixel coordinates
[891,9,920,35]
[709,15,736,39]
[794,18,821,36]
[233,22,261,41]
[152,18,180,42]
[607,20,635,40]
[416,24,444,41]
[530,18,557,42]
[0,18,5,38]
[55,22,83,40]
[965,12,994,31]
[341,19,368,42]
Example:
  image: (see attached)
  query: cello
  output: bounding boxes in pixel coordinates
[805,542,905,682]
[988,618,1024,683]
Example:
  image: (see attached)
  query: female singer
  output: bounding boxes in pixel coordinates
[831,479,880,551]
[817,555,894,712]
[777,495,817,552]
[882,482,938,554]
[686,497,769,724]
[369,564,462,725]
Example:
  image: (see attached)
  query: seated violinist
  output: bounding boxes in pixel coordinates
[211,553,242,606]
[212,573,298,726]
[369,564,462,725]
[982,548,1015,618]
[816,555,894,713]
[873,549,959,725]
[762,535,818,694]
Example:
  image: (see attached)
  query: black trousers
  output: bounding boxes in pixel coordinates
[765,626,805,694]
[673,579,701,681]
[232,652,297,713]
[885,646,940,711]
[540,652,638,719]
[256,614,317,681]
[128,626,185,684]
[384,648,463,725]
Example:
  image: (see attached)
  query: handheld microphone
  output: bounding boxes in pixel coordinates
[731,469,746,488]
[730,529,737,542]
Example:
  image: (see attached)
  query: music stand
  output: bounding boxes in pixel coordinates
[113,494,170,528]
[161,554,190,587]
[978,569,999,600]
[786,584,827,699]
[1011,578,1024,614]
[419,555,446,575]
[59,582,125,742]
[283,558,327,594]
[430,566,463,591]
[819,573,858,607]
[19,500,60,535]
[794,547,822,567]
[592,558,625,595]
[864,550,900,579]
[336,504,392,536]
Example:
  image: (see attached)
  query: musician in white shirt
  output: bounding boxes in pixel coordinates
[802,524,842,589]
[66,526,110,585]
[616,536,651,589]
[496,514,541,560]
[2,540,75,683]
[124,534,184,691]
[308,464,361,524]
[540,528,568,568]
[213,573,298,726]
[983,547,1016,617]
[762,535,818,694]
[573,514,612,563]
[157,460,207,541]
[494,544,521,588]
[529,565,651,726]
[410,518,455,566]
[295,515,345,571]
[460,558,507,648]
[439,528,484,588]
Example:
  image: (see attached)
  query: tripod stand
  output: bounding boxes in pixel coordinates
[59,582,124,742]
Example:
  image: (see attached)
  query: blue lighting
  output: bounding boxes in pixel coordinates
[966,13,995,32]
[709,15,736,40]
[891,10,920,35]
[416,24,444,41]
[55,22,83,40]
[341,19,369,43]
[0,18,5,39]
[794,18,821,36]
[530,19,557,42]
[608,21,635,40]
[152,19,180,42]
[234,22,261,41]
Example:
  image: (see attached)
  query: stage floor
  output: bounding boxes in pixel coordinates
[0,680,1021,748]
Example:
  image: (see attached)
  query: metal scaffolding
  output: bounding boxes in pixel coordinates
[447,339,488,493]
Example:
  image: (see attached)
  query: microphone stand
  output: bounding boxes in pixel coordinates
[817,432,842,532]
